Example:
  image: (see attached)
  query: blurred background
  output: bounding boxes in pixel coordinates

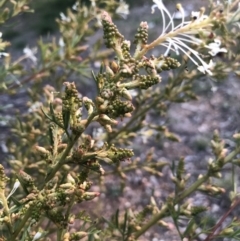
[1,0,184,50]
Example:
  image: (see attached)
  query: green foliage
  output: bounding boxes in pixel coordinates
[0,0,240,240]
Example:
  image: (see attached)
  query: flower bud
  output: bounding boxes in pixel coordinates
[83,192,100,201]
[120,88,132,100]
[35,146,50,155]
[105,124,112,133]
[219,228,234,235]
[110,61,119,73]
[60,183,74,189]
[67,174,75,184]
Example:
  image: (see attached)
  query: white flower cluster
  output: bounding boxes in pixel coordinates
[151,0,228,75]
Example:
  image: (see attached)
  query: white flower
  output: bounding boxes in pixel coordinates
[72,1,79,11]
[90,0,96,8]
[7,179,20,200]
[32,232,42,241]
[58,37,65,58]
[59,37,65,47]
[197,59,215,75]
[152,0,203,57]
[95,14,103,27]
[151,0,214,75]
[163,35,205,64]
[174,3,186,28]
[152,0,174,36]
[205,39,227,56]
[23,46,37,63]
[139,126,157,144]
[92,127,105,147]
[28,101,42,113]
[173,9,187,20]
[0,32,9,57]
[116,0,129,19]
[191,11,208,21]
[128,89,138,98]
[60,12,71,22]
[0,52,9,57]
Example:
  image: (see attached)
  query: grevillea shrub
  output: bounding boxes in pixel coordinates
[1,0,240,240]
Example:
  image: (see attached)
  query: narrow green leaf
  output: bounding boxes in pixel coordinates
[41,107,53,122]
[49,103,56,122]
[183,218,195,237]
[91,70,97,82]
[62,109,70,130]
[123,210,128,234]
[115,209,119,229]
[100,62,104,74]
[48,126,54,146]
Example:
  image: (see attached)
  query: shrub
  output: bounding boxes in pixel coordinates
[0,0,240,240]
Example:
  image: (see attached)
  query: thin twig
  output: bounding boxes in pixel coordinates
[204,198,240,241]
